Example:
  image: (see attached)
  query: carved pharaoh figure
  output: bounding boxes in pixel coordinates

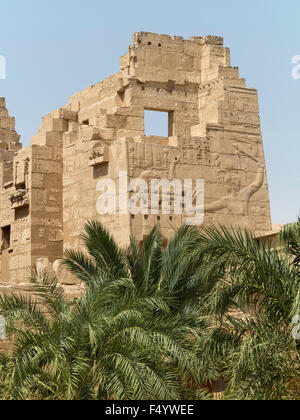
[206,161,265,216]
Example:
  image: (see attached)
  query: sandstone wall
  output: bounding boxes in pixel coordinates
[0,32,272,318]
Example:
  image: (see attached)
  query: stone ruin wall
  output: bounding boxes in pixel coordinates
[0,32,273,351]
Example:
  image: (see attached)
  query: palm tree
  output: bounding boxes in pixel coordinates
[0,222,216,400]
[63,221,215,312]
[195,224,300,400]
[3,219,298,400]
[278,217,300,268]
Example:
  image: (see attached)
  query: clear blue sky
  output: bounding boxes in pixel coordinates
[1,0,299,225]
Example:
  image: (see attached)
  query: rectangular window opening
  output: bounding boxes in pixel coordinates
[144,110,174,137]
[1,226,11,251]
[15,205,29,221]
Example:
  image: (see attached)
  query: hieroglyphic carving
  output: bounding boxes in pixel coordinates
[31,218,62,228]
[222,95,260,127]
[48,229,63,242]
[128,141,206,179]
[180,137,211,166]
[11,227,31,246]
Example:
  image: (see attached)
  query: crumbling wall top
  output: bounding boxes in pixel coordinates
[132,32,224,46]
[0,98,21,154]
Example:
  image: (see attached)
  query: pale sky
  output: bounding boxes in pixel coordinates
[0,0,299,225]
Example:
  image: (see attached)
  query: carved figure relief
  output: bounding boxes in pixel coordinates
[205,161,265,216]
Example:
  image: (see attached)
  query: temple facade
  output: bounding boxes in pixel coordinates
[0,32,273,293]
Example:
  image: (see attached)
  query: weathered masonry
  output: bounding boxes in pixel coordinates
[0,32,274,294]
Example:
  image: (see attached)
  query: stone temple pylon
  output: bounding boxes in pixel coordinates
[0,33,274,297]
